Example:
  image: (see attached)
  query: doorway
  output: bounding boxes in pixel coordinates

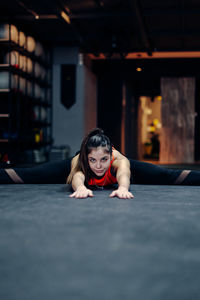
[137,95,162,161]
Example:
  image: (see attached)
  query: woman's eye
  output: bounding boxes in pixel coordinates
[89,158,95,163]
[102,157,108,162]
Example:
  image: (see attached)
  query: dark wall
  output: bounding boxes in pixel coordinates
[124,82,138,158]
[195,78,200,161]
[97,67,123,149]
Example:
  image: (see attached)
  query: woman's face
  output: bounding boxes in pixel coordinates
[88,147,111,177]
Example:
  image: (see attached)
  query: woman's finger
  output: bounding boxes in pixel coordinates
[69,192,76,197]
[109,191,117,197]
[88,191,94,197]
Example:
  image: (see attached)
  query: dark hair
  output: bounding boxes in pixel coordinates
[79,128,112,182]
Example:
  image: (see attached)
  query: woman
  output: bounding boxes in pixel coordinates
[1,128,200,199]
[67,128,134,199]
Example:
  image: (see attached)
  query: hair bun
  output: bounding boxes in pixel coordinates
[88,128,104,137]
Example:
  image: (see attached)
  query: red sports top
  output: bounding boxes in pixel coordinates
[87,155,117,187]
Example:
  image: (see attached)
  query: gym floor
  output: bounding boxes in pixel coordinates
[1,184,200,300]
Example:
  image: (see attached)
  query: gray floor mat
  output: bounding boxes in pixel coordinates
[0,184,200,300]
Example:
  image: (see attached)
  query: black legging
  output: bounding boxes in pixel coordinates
[1,160,71,184]
[1,158,200,185]
[129,160,200,185]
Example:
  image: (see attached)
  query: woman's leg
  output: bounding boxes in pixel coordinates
[0,159,72,184]
[129,159,200,185]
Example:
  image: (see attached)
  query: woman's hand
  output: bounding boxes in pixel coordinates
[69,186,94,198]
[109,186,134,199]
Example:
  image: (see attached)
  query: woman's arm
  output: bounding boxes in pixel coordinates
[69,171,94,198]
[110,150,134,199]
[67,155,93,198]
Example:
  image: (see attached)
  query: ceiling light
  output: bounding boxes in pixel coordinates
[61,11,71,24]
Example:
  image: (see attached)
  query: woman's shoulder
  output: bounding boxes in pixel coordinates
[71,153,80,167]
[112,149,126,160]
[111,150,130,173]
[112,149,129,169]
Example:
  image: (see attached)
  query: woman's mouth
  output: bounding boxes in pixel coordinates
[95,170,104,174]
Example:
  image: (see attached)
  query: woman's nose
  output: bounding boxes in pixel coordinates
[96,161,101,168]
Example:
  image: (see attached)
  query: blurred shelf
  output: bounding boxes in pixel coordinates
[0,34,52,165]
[30,121,51,127]
[0,64,51,87]
[0,40,51,67]
[0,114,9,117]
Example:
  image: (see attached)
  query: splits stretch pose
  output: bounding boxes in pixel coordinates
[1,128,200,199]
